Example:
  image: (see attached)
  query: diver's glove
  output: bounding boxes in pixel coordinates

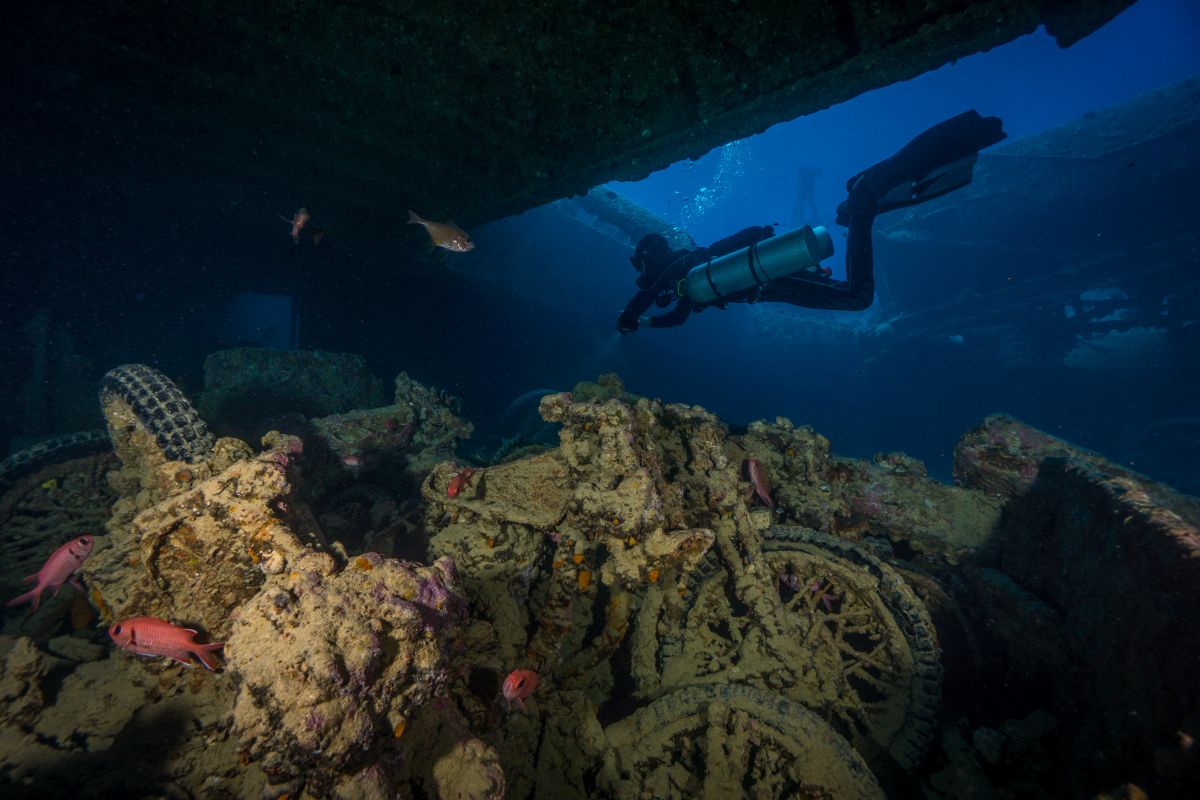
[617,311,639,334]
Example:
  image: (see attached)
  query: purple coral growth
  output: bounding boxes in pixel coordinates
[353,710,376,747]
[809,580,839,613]
[371,581,390,604]
[434,555,459,586]
[389,596,423,621]
[848,481,888,517]
[416,577,451,611]
[294,571,323,597]
[349,661,375,691]
[304,709,326,731]
[1006,424,1051,451]
[393,588,452,634]
[394,421,415,447]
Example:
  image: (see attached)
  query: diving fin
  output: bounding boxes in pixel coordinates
[836,110,1006,225]
[869,153,979,213]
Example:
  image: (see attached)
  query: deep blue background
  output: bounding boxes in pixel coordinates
[613,0,1200,263]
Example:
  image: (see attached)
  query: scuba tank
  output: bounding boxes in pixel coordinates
[678,225,834,305]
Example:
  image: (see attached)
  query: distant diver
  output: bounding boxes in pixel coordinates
[792,165,822,225]
[616,110,1006,334]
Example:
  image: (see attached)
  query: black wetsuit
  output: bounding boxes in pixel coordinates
[617,110,1006,332]
[618,214,875,331]
[618,226,777,330]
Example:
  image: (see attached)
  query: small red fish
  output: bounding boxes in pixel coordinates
[6,534,94,612]
[108,616,224,671]
[278,207,311,243]
[341,453,366,469]
[745,458,774,510]
[502,668,540,712]
[408,209,474,252]
[447,467,478,498]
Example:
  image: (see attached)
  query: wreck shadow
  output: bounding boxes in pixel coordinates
[4,701,192,799]
[944,457,1200,797]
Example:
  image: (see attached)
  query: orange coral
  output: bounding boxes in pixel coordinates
[70,594,97,630]
[89,588,110,619]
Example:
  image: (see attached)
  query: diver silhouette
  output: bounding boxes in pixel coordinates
[792,165,822,225]
[617,111,1006,333]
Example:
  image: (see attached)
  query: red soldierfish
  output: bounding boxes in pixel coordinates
[108,616,225,671]
[447,467,478,498]
[745,458,774,510]
[279,207,311,243]
[408,210,474,252]
[6,534,94,612]
[502,668,540,713]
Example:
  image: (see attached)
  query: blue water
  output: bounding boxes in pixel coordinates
[613,0,1200,256]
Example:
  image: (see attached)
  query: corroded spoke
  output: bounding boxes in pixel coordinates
[837,636,884,655]
[701,705,754,800]
[845,665,892,692]
[858,700,890,716]
[835,651,864,672]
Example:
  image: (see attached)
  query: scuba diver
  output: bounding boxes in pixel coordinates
[617,110,1006,333]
